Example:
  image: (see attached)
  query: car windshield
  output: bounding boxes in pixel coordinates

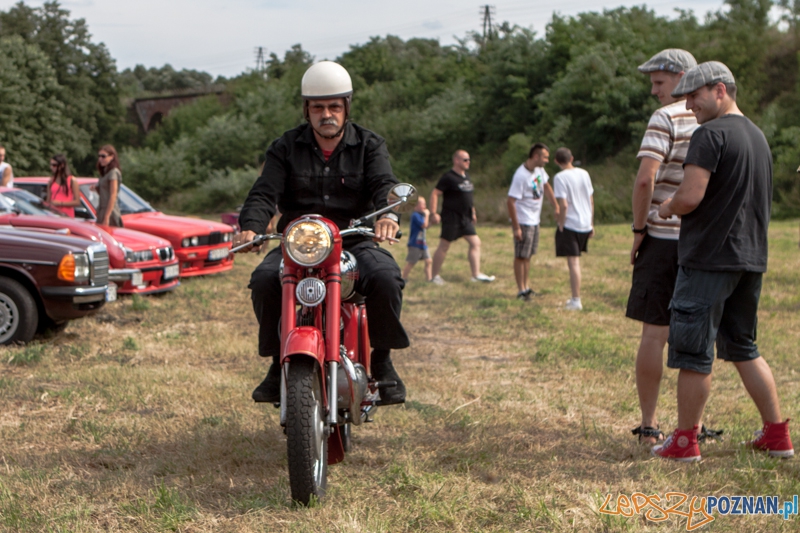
[0,194,17,214]
[1,189,66,217]
[79,183,156,215]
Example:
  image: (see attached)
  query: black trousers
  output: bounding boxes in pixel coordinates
[249,240,410,360]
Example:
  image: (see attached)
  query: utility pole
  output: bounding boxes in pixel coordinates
[480,5,495,44]
[254,46,267,78]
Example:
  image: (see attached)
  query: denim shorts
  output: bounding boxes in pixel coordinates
[667,267,762,374]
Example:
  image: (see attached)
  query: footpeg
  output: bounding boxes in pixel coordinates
[373,380,397,388]
[376,398,405,407]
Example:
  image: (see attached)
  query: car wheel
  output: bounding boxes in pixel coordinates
[0,277,38,345]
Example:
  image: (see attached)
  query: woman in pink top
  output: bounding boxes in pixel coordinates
[46,154,80,217]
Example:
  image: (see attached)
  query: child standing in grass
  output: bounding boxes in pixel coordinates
[402,197,432,281]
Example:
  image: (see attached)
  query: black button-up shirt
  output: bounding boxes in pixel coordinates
[238,122,398,235]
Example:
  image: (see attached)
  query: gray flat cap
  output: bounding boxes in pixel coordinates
[638,49,697,74]
[671,61,736,97]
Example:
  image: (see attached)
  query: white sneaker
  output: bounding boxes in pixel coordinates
[565,298,583,311]
[430,275,446,285]
[471,273,495,283]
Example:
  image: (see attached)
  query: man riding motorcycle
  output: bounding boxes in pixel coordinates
[233,61,410,405]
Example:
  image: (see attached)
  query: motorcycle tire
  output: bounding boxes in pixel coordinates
[286,357,328,505]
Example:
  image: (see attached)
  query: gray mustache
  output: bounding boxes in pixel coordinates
[320,118,339,126]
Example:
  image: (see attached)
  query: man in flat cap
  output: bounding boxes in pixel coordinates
[627,49,718,446]
[653,61,793,461]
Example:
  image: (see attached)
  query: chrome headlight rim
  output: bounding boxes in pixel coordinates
[284,217,334,267]
[73,252,90,282]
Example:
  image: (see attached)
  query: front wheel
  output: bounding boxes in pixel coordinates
[286,357,328,505]
[0,277,38,345]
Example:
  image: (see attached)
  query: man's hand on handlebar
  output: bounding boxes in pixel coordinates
[373,218,400,244]
[232,230,262,253]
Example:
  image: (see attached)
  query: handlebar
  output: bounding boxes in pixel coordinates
[340,227,401,243]
[229,233,281,254]
[231,226,403,255]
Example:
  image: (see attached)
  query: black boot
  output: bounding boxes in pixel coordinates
[252,360,280,403]
[371,349,406,405]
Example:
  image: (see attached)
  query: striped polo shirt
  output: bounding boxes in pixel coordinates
[637,100,698,240]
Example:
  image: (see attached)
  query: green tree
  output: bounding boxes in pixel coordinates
[0,35,90,173]
[119,64,222,96]
[0,1,124,173]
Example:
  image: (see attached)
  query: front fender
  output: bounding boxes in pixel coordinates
[282,326,326,367]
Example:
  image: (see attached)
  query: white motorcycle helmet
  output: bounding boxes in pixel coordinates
[301,61,353,125]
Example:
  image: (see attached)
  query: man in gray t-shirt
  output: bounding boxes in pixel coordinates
[653,61,793,462]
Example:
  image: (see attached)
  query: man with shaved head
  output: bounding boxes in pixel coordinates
[429,149,495,284]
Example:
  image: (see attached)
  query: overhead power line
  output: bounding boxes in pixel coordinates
[254,46,267,77]
[480,4,496,42]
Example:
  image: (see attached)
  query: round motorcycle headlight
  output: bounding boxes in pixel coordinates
[285,219,333,266]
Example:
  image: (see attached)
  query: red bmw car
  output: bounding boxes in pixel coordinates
[15,178,235,277]
[1,188,180,295]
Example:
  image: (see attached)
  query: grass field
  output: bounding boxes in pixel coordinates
[2,220,799,532]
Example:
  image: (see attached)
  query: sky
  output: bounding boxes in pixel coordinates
[1,0,731,78]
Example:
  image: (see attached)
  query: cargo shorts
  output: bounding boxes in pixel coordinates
[667,267,763,374]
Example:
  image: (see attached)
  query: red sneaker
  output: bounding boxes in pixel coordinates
[744,419,794,458]
[652,426,701,462]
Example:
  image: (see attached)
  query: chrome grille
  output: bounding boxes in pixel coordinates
[157,247,174,261]
[88,244,109,286]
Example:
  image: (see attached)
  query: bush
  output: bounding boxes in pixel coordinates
[173,167,259,213]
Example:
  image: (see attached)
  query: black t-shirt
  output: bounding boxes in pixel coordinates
[679,115,772,272]
[435,170,474,218]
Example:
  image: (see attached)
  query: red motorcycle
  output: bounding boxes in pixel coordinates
[231,184,417,504]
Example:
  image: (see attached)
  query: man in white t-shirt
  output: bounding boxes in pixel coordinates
[553,147,593,311]
[0,145,13,187]
[507,142,558,300]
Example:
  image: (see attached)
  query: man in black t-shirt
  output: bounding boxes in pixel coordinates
[652,61,793,462]
[428,149,495,284]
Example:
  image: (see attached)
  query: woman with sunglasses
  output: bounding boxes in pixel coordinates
[46,154,80,217]
[95,145,123,226]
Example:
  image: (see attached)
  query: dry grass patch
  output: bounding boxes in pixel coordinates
[1,220,799,532]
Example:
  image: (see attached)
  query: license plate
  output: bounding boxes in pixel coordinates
[208,247,229,261]
[164,264,180,279]
[105,282,117,302]
[131,272,144,286]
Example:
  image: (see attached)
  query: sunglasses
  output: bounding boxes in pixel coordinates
[98,154,110,159]
[462,158,470,162]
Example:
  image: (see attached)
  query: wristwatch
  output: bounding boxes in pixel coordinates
[380,212,399,224]
[631,224,647,234]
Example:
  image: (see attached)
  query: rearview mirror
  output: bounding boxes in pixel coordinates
[387,183,418,214]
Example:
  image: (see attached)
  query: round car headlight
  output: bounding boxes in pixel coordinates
[285,219,333,266]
